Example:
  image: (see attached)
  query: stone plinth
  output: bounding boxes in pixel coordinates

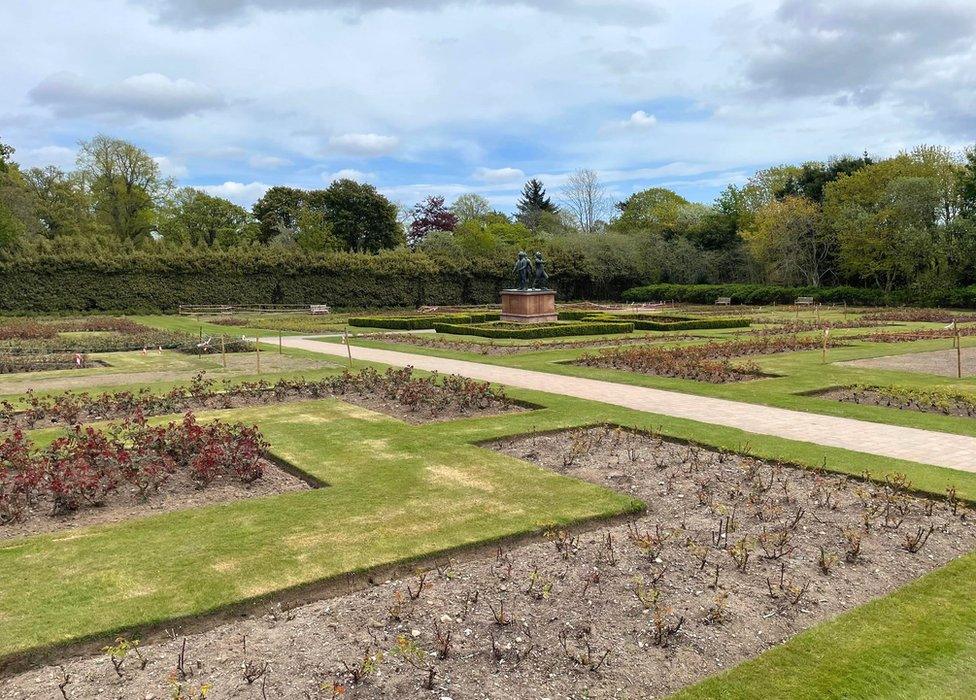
[500,290,557,323]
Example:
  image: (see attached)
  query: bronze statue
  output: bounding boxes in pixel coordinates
[533,251,549,290]
[514,250,532,290]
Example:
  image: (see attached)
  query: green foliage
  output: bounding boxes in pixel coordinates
[622,282,976,308]
[433,321,634,339]
[318,178,403,252]
[348,312,500,330]
[159,188,252,247]
[557,310,748,331]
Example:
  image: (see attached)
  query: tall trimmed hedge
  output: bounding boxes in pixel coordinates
[0,250,503,313]
[622,283,976,309]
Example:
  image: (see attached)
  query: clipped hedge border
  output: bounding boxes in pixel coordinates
[348,312,500,330]
[558,311,749,331]
[622,282,976,308]
[433,321,634,339]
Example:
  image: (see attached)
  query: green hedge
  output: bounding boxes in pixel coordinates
[558,311,749,331]
[0,250,505,314]
[348,312,500,330]
[621,283,976,308]
[433,321,634,339]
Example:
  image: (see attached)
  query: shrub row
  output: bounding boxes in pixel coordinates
[622,283,976,308]
[433,321,635,339]
[0,412,267,523]
[348,312,500,330]
[556,311,749,331]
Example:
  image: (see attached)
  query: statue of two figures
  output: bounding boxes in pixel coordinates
[514,251,549,291]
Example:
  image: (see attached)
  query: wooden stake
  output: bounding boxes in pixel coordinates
[957,326,962,379]
[822,327,829,364]
[221,335,226,368]
[256,336,261,374]
[278,330,282,355]
[344,327,353,367]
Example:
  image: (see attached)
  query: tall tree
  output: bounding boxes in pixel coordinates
[160,188,252,247]
[22,167,94,239]
[0,138,14,173]
[252,186,307,243]
[744,196,832,286]
[562,168,610,234]
[408,195,457,247]
[611,187,690,236]
[450,193,491,223]
[516,178,557,230]
[824,156,942,291]
[315,178,402,252]
[76,135,168,241]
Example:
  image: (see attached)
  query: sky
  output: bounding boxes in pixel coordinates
[2,0,975,213]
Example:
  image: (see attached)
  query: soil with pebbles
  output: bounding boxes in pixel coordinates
[0,458,311,541]
[815,386,976,418]
[3,426,974,699]
[838,347,976,378]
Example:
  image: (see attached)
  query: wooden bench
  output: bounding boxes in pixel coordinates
[794,296,814,306]
[309,304,332,315]
[714,297,732,306]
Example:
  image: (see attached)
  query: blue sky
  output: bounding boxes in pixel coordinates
[2,0,975,213]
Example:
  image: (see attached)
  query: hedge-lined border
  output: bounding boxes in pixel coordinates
[557,311,750,331]
[622,282,976,308]
[433,321,635,339]
[348,312,500,330]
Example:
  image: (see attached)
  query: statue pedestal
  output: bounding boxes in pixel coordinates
[500,290,557,324]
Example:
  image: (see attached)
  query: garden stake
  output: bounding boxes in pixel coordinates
[957,325,962,379]
[221,335,226,368]
[278,331,282,355]
[256,336,261,374]
[822,327,829,364]
[344,328,353,366]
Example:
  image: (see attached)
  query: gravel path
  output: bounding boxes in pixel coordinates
[279,336,976,473]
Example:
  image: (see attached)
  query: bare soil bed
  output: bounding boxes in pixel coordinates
[0,458,311,541]
[839,347,976,378]
[814,386,976,418]
[5,427,973,699]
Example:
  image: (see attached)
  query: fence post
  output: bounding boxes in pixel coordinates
[957,326,962,379]
[221,335,226,368]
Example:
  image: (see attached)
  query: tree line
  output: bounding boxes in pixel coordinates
[3,134,976,294]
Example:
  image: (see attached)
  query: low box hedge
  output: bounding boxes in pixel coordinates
[621,283,976,309]
[433,321,635,339]
[558,311,749,331]
[348,312,500,330]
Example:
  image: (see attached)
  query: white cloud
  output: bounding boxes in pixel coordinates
[199,181,271,206]
[153,155,188,178]
[601,109,657,133]
[323,168,374,183]
[472,166,525,183]
[248,154,292,169]
[328,133,399,157]
[28,72,224,120]
[624,110,657,128]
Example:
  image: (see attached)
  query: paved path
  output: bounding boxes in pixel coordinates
[281,336,976,473]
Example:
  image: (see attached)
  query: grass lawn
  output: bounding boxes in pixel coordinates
[344,328,976,437]
[674,551,976,699]
[4,311,976,697]
[0,396,639,662]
